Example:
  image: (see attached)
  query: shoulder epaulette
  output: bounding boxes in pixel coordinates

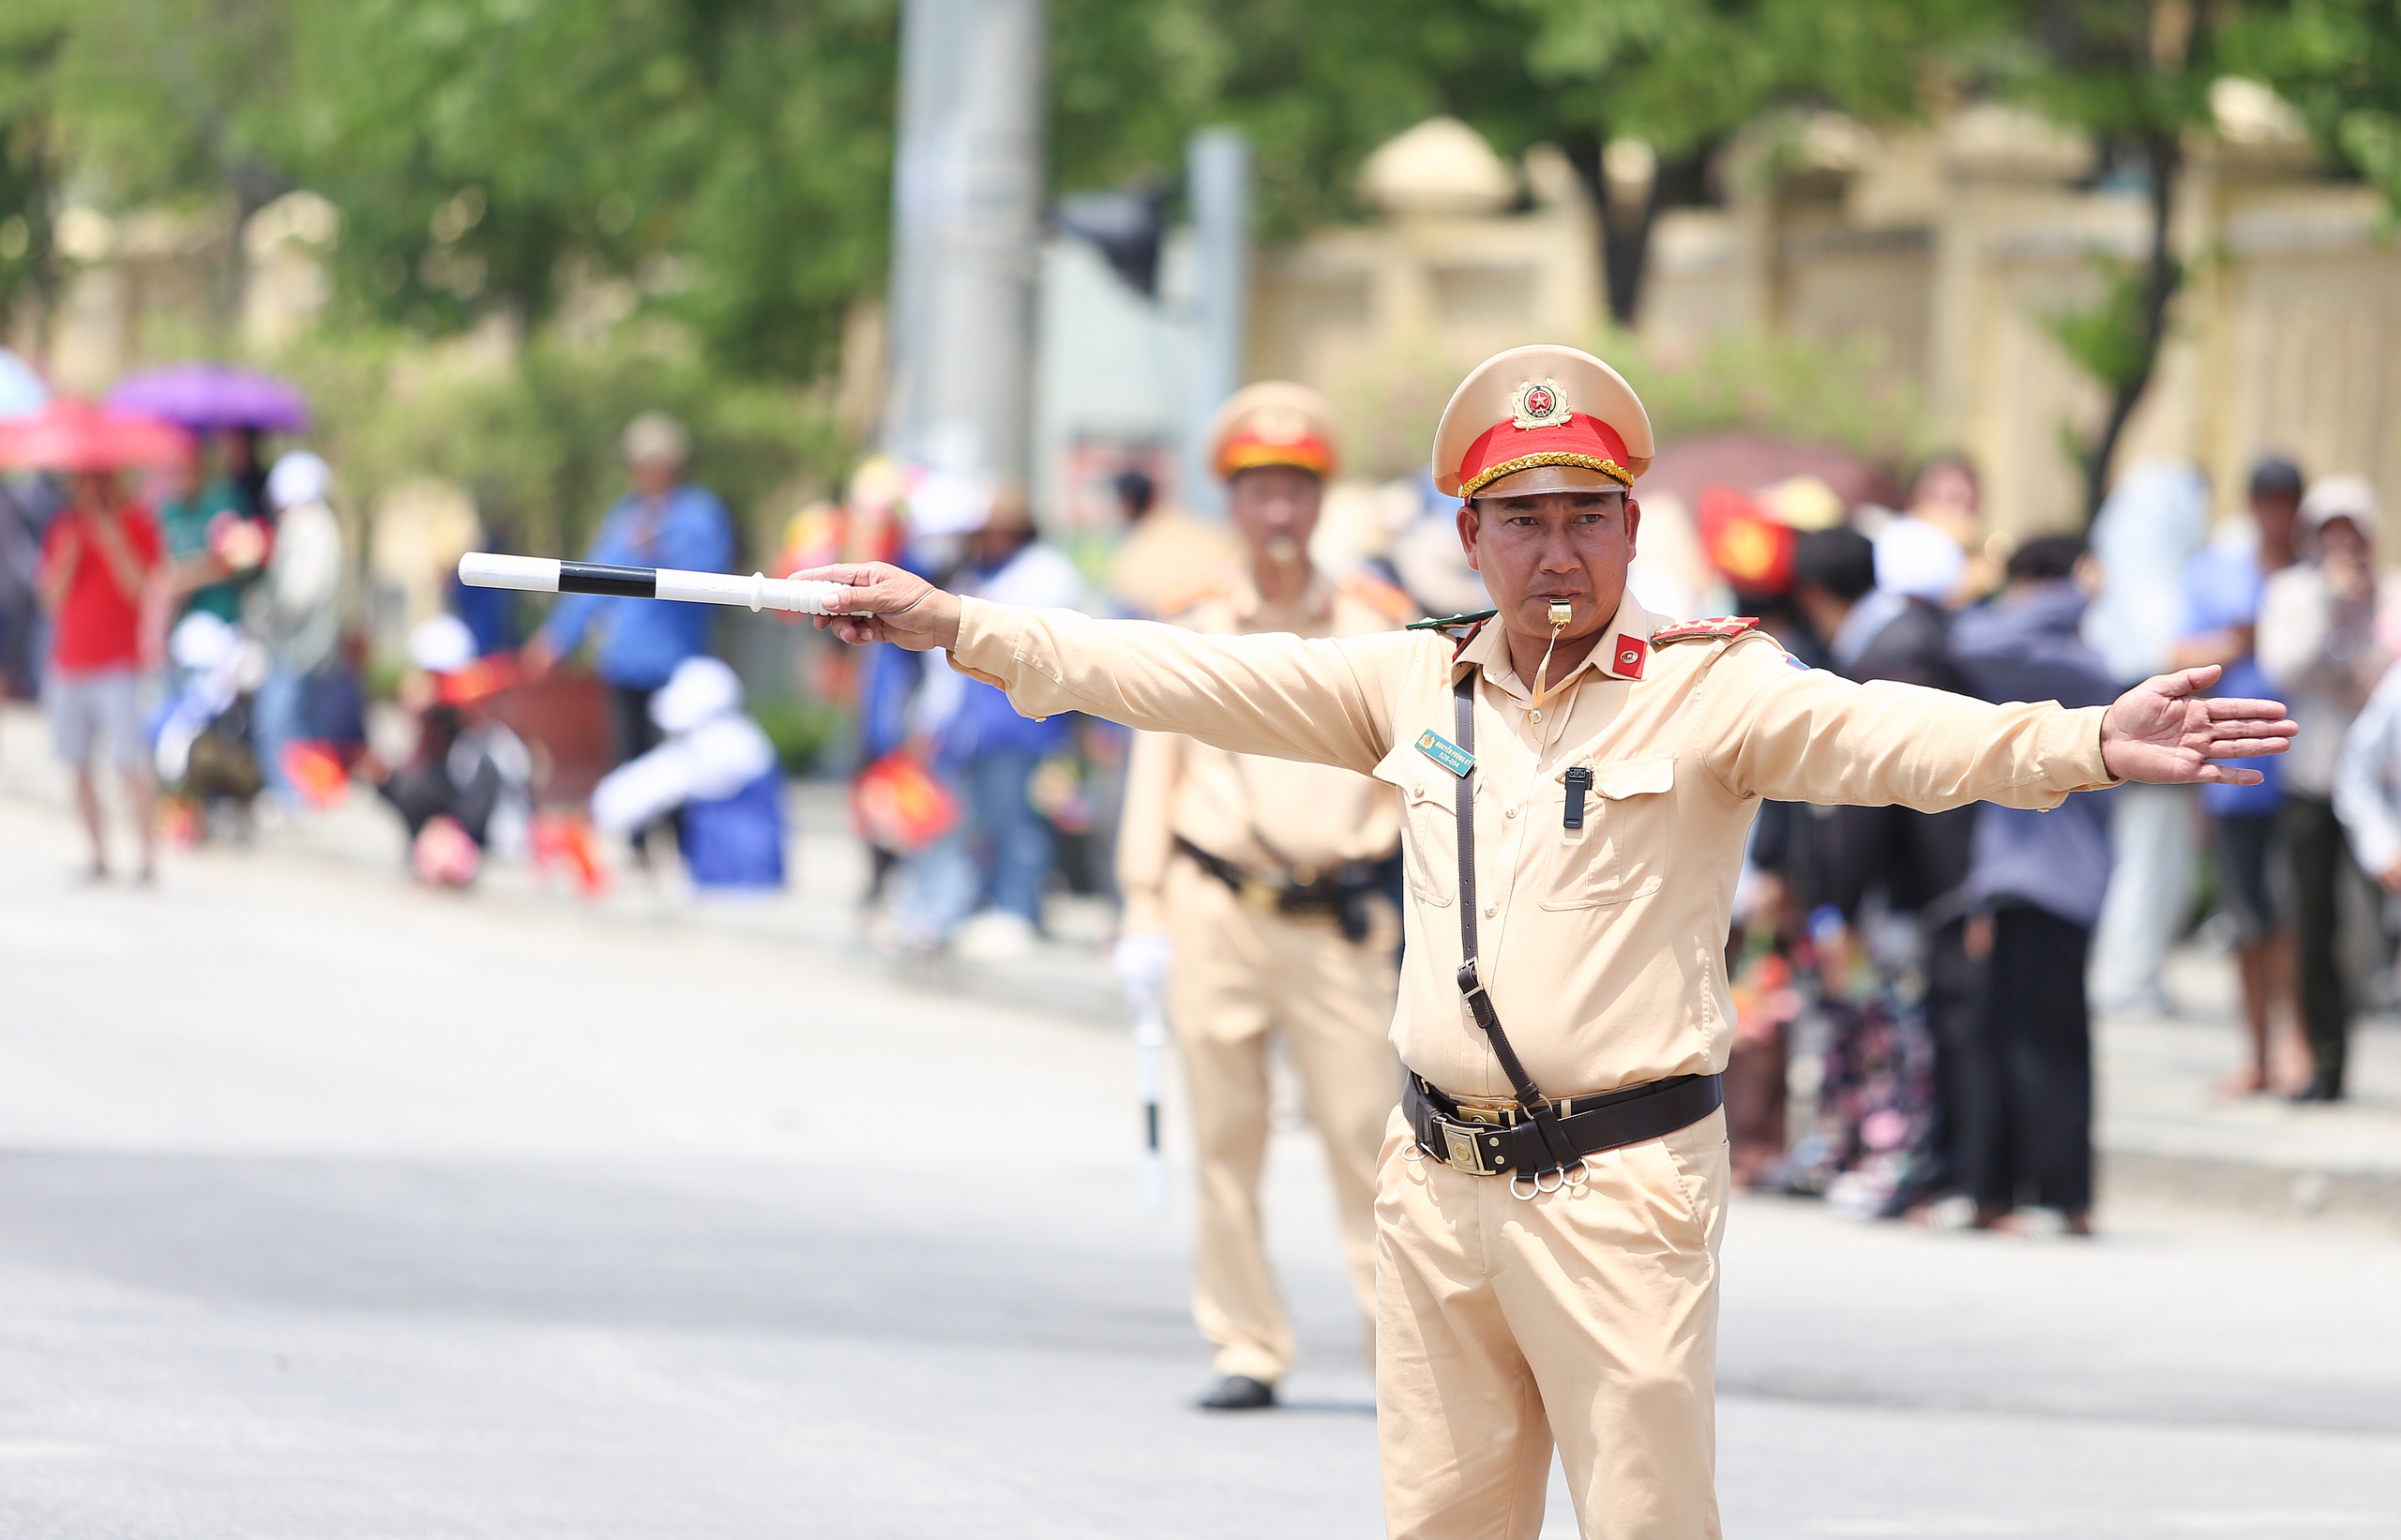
[1339,569,1419,624]
[1154,576,1231,619]
[1649,615,1760,646]
[1406,607,1494,658]
[1405,608,1497,632]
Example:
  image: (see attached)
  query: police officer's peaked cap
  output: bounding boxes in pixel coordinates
[1207,381,1339,482]
[1432,345,1654,499]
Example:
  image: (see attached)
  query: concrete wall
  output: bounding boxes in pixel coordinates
[1641,105,2401,538]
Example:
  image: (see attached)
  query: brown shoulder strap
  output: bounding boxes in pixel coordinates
[1451,672,1577,1171]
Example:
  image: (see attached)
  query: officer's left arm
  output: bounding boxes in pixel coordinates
[1699,634,2294,809]
[1699,634,2108,810]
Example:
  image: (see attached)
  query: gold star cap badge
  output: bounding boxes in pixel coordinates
[1511,378,1569,430]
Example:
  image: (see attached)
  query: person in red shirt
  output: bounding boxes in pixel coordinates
[38,470,163,881]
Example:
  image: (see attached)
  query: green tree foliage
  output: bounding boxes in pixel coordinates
[1049,1,1979,325]
[2234,0,2401,210]
[0,0,898,381]
[266,0,899,381]
[0,21,65,341]
[1049,0,1524,244]
[1505,0,1978,322]
[1957,2,2224,521]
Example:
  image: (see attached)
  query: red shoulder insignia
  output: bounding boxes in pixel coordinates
[1154,576,1231,619]
[1648,615,1760,646]
[1338,568,1418,624]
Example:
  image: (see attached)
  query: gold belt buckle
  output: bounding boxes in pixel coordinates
[1238,877,1280,913]
[1441,1124,1489,1175]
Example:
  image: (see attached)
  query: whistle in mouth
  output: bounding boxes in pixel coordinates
[1547,601,1573,629]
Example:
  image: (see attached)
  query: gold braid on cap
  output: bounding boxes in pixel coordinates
[1459,452,1633,498]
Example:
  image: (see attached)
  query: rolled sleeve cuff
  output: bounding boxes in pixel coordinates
[2042,703,2123,803]
[950,596,1026,690]
[945,597,1022,691]
[949,595,1076,707]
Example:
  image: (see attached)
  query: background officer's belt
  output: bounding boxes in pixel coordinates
[1435,669,1719,1179]
[1175,837,1382,940]
[1405,1071,1722,1177]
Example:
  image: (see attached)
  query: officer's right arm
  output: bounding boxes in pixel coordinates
[944,596,1406,776]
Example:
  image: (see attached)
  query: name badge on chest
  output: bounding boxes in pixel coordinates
[1414,728,1475,778]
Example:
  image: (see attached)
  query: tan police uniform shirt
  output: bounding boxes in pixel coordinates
[948,592,2120,1099]
[1117,567,1407,934]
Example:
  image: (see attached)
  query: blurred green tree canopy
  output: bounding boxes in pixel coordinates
[270,0,899,381]
[2236,0,2401,211]
[0,0,2391,487]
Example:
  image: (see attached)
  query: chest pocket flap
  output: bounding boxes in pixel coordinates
[1542,753,1675,910]
[1589,755,1674,799]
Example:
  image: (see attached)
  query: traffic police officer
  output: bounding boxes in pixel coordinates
[804,345,2297,1539]
[1115,382,1414,1412]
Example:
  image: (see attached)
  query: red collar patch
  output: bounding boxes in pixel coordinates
[1609,636,1647,679]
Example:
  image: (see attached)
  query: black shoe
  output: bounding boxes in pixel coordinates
[1198,1374,1276,1411]
[2288,1079,2345,1104]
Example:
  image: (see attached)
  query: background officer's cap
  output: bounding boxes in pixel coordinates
[1432,345,1654,499]
[1207,381,1339,482]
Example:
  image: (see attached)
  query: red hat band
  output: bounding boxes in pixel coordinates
[1457,414,1632,498]
[1217,430,1334,478]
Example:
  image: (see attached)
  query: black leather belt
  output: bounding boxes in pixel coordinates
[1176,838,1382,941]
[1405,1071,1723,1186]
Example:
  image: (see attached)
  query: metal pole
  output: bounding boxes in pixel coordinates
[1183,127,1250,519]
[885,0,1045,482]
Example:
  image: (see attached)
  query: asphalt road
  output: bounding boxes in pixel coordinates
[1,789,2396,1539]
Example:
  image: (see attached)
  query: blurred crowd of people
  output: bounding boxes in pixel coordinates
[8,358,2392,1246]
[1723,449,2389,1238]
[0,386,790,902]
[3,424,358,882]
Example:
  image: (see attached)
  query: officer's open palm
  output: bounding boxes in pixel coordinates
[793,562,963,651]
[2099,665,2298,785]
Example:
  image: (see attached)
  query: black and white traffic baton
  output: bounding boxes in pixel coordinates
[457,553,872,616]
[1133,995,1170,1217]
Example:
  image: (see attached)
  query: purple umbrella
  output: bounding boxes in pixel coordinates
[106,362,310,433]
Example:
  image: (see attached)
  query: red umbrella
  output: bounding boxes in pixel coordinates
[0,397,192,473]
[1642,432,1905,514]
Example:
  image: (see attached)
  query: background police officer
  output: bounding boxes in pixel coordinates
[1113,382,1414,1412]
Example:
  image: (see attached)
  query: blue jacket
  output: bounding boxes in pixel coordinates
[538,484,734,689]
[680,769,786,889]
[1950,582,2119,930]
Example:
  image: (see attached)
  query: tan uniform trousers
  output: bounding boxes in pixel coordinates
[1166,854,1399,1383]
[1376,1104,1730,1540]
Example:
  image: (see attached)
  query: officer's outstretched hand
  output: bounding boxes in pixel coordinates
[793,562,964,651]
[2098,665,2298,785]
